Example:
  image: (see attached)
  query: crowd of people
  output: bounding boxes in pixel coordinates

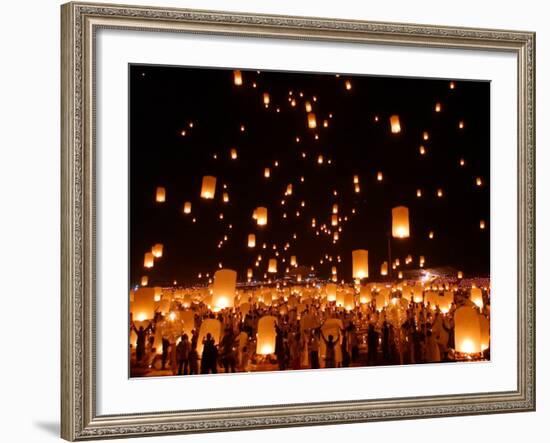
[130,286,490,376]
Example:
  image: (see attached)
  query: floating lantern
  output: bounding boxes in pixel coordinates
[398,271,403,279]
[458,271,464,279]
[470,287,484,309]
[419,145,426,155]
[359,286,372,304]
[416,189,422,197]
[212,269,237,310]
[412,285,424,303]
[480,220,486,230]
[423,131,429,140]
[476,177,483,187]
[392,206,410,239]
[450,81,456,89]
[183,201,191,214]
[222,192,229,203]
[459,120,465,129]
[263,92,270,106]
[307,112,317,129]
[248,234,256,248]
[305,101,312,112]
[317,155,324,164]
[256,207,268,226]
[331,266,337,276]
[454,307,482,353]
[197,318,222,356]
[131,287,156,321]
[459,158,466,166]
[140,276,148,286]
[268,259,277,273]
[352,249,369,279]
[377,171,383,181]
[200,175,217,199]
[143,252,154,268]
[380,261,388,276]
[331,214,338,226]
[390,115,401,133]
[151,243,163,258]
[233,70,243,86]
[247,268,253,279]
[155,186,166,203]
[354,184,360,193]
[256,316,277,355]
[290,255,297,267]
[480,315,490,351]
[264,167,270,178]
[435,102,442,112]
[326,283,337,302]
[345,80,352,90]
[437,188,444,198]
[419,256,425,266]
[353,175,359,184]
[286,184,293,195]
[429,231,435,239]
[230,148,237,160]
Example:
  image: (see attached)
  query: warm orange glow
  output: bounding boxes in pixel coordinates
[419,145,426,155]
[307,113,317,129]
[390,115,401,133]
[380,261,388,276]
[151,243,163,258]
[183,201,191,214]
[264,167,270,178]
[233,70,242,86]
[480,220,486,230]
[143,252,154,268]
[263,92,270,106]
[248,234,256,248]
[200,176,217,199]
[392,206,410,239]
[435,102,442,112]
[155,186,166,203]
[352,249,369,279]
[230,148,237,160]
[140,276,148,286]
[256,207,268,226]
[377,171,383,181]
[268,258,277,273]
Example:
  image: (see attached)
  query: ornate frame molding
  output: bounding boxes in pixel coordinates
[61,2,535,440]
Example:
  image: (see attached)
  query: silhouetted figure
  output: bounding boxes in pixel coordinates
[176,334,190,375]
[132,321,153,363]
[275,324,286,370]
[161,337,170,369]
[367,323,379,366]
[309,329,320,369]
[321,331,340,369]
[201,333,218,374]
[188,344,199,375]
[220,328,237,373]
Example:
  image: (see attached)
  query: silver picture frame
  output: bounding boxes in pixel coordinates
[61,2,536,440]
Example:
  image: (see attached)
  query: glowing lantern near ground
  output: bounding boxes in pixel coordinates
[307,113,317,129]
[263,92,270,106]
[392,206,410,239]
[183,201,191,214]
[380,261,388,276]
[458,271,464,279]
[212,269,237,311]
[197,318,222,356]
[454,307,482,353]
[344,292,355,311]
[233,70,243,86]
[390,115,401,133]
[256,207,268,226]
[419,256,425,267]
[151,243,163,258]
[352,249,369,279]
[230,148,237,160]
[268,259,277,273]
[140,276,148,286]
[247,268,253,279]
[264,168,270,178]
[155,187,166,202]
[143,252,154,268]
[200,176,216,199]
[398,271,403,279]
[248,234,256,248]
[326,283,337,302]
[412,285,423,303]
[470,287,484,309]
[256,316,277,355]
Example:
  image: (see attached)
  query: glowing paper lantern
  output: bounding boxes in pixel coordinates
[457,271,464,279]
[326,283,337,302]
[359,286,372,304]
[392,206,410,239]
[470,287,484,309]
[290,255,297,267]
[435,102,442,112]
[212,269,237,310]
[247,234,256,248]
[230,148,237,160]
[256,316,277,355]
[256,207,268,226]
[412,285,424,303]
[390,115,401,133]
[305,101,312,112]
[247,268,253,279]
[263,92,270,106]
[439,291,454,313]
[331,214,338,226]
[155,186,166,203]
[140,276,148,286]
[307,113,317,129]
[352,249,369,279]
[200,175,217,199]
[344,292,355,311]
[454,307,482,353]
[380,261,388,276]
[264,167,270,178]
[223,192,229,203]
[268,259,277,273]
[151,243,163,258]
[143,252,154,268]
[197,318,222,356]
[377,171,383,181]
[183,201,191,214]
[480,220,486,230]
[131,287,156,321]
[233,70,243,86]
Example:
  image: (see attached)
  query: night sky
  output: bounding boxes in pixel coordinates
[130,64,490,287]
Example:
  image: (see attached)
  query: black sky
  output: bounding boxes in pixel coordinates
[129,64,490,287]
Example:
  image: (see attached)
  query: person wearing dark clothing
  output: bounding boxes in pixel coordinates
[382,321,391,363]
[176,334,190,375]
[188,344,199,375]
[219,328,237,373]
[131,321,153,363]
[161,337,170,370]
[367,323,379,366]
[275,324,286,370]
[201,333,218,374]
[321,331,340,369]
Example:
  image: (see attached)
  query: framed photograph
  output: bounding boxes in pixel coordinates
[61,1,536,440]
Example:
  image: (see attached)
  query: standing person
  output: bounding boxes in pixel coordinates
[275,323,286,370]
[367,323,379,366]
[161,337,170,370]
[320,331,340,369]
[220,327,237,373]
[309,329,320,369]
[188,344,199,375]
[169,339,178,375]
[382,320,391,363]
[131,321,152,363]
[201,333,218,374]
[176,334,190,375]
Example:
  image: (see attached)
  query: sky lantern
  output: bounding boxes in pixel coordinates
[155,186,166,203]
[392,206,410,239]
[143,252,154,268]
[352,249,369,279]
[345,80,352,90]
[233,70,243,86]
[140,276,148,286]
[459,120,465,129]
[412,285,423,303]
[470,287,484,309]
[480,220,486,230]
[197,318,222,356]
[428,231,435,239]
[230,148,237,160]
[454,307,482,354]
[458,271,464,279]
[437,188,444,198]
[307,112,317,129]
[419,256,425,267]
[476,177,483,187]
[305,101,312,112]
[359,286,372,304]
[256,207,268,226]
[268,259,277,273]
[331,214,338,226]
[344,292,355,311]
[151,243,163,258]
[212,269,237,310]
[200,175,217,199]
[389,115,401,133]
[264,167,270,178]
[317,155,324,164]
[131,287,157,322]
[335,290,345,307]
[450,81,456,89]
[419,145,426,155]
[439,291,454,313]
[247,268,253,279]
[326,283,337,302]
[435,102,442,112]
[248,234,256,248]
[416,189,422,198]
[183,201,191,214]
[377,171,383,181]
[222,192,229,203]
[332,204,338,214]
[422,131,429,140]
[380,261,388,276]
[256,316,277,355]
[263,92,270,106]
[290,255,297,267]
[286,184,293,195]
